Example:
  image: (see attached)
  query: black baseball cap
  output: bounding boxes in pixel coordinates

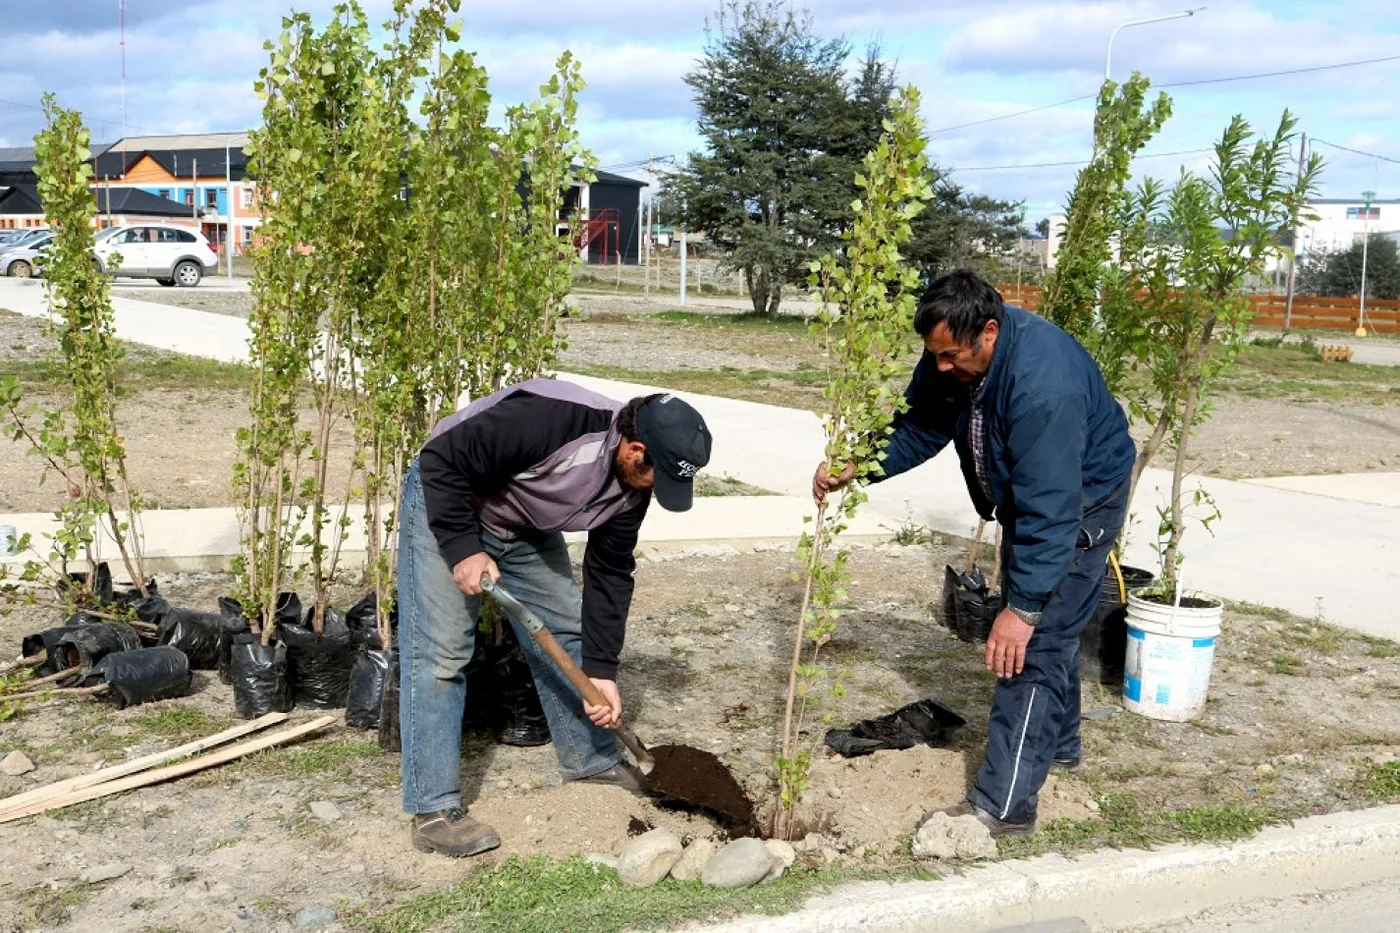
[636,394,712,512]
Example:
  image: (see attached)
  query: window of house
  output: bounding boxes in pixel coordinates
[158,189,171,200]
[1346,206,1381,220]
[184,190,195,207]
[240,187,254,209]
[206,190,219,210]
[241,226,254,245]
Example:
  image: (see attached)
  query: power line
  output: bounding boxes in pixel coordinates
[0,96,172,137]
[1158,53,1400,89]
[927,95,1096,136]
[925,53,1400,138]
[1310,138,1400,166]
[945,147,1213,173]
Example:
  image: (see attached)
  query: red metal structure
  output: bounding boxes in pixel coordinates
[571,208,620,265]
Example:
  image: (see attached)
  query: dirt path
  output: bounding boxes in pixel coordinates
[3,546,1399,930]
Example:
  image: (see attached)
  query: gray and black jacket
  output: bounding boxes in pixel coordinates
[419,378,648,679]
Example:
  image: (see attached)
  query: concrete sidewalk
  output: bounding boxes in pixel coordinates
[700,804,1400,932]
[3,278,1396,637]
[0,495,896,574]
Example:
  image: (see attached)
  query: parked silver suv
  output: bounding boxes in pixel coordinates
[93,224,220,287]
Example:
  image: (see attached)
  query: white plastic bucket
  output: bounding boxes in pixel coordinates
[1122,589,1223,722]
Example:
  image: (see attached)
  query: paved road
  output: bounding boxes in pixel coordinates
[1124,878,1400,931]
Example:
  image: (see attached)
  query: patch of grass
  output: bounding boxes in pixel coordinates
[695,474,778,497]
[1268,654,1304,676]
[16,881,92,928]
[1283,621,1343,655]
[3,352,254,392]
[1359,634,1400,659]
[1354,759,1400,800]
[1211,342,1400,404]
[133,706,236,742]
[565,362,831,411]
[244,736,382,779]
[649,309,813,332]
[999,794,1287,859]
[350,857,850,933]
[1224,600,1296,623]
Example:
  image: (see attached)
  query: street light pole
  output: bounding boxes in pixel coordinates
[1106,7,1205,81]
[1357,189,1375,337]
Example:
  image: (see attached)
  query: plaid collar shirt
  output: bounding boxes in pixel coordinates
[968,376,993,502]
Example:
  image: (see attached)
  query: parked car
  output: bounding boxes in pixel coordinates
[0,231,57,278]
[92,225,219,287]
[0,230,35,246]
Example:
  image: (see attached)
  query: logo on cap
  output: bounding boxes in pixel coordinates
[676,459,699,479]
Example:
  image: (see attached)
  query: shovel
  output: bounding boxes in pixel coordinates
[481,575,655,773]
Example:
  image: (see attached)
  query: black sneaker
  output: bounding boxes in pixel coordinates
[574,761,651,796]
[927,801,1037,838]
[411,807,501,857]
[1052,756,1082,772]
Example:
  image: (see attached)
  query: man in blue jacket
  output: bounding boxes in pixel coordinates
[814,270,1135,836]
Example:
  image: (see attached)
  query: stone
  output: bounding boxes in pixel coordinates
[669,838,716,882]
[81,862,132,884]
[309,801,342,823]
[794,832,827,854]
[616,828,683,886]
[826,785,843,799]
[762,840,797,882]
[911,813,997,861]
[293,906,338,929]
[585,853,620,871]
[700,837,774,889]
[0,751,35,776]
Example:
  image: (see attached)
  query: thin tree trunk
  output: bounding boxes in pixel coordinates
[1161,315,1218,588]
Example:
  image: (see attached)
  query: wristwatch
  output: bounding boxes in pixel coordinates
[1008,606,1042,628]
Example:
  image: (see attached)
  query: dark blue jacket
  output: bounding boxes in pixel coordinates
[874,306,1135,613]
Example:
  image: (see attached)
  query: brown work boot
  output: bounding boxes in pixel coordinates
[574,761,651,796]
[411,807,501,857]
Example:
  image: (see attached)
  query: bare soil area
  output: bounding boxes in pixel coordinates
[2,546,1398,931]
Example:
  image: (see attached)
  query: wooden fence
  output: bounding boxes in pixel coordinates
[994,284,1400,335]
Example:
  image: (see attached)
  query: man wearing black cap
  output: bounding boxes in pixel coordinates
[397,378,712,857]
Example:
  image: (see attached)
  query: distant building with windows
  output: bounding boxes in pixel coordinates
[1298,197,1400,257]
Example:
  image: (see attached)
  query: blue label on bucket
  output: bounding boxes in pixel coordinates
[1128,628,1145,641]
[1124,675,1142,702]
[1155,684,1172,705]
[1192,637,1216,648]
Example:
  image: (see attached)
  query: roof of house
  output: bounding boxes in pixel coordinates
[104,132,250,152]
[591,169,647,188]
[0,185,45,215]
[94,147,249,181]
[92,187,196,217]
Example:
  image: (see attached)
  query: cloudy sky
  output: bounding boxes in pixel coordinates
[2,0,1397,222]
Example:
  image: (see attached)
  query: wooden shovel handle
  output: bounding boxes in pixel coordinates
[964,519,987,575]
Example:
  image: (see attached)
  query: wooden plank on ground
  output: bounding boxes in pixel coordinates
[0,711,289,818]
[0,715,334,824]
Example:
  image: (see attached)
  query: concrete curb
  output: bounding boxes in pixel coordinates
[697,804,1400,932]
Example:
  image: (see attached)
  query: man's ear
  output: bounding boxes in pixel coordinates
[617,438,647,462]
[982,319,1000,345]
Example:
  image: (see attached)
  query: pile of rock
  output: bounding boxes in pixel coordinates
[607,829,799,888]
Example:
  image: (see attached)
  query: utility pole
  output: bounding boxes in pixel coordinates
[679,227,688,306]
[226,141,234,280]
[192,158,199,226]
[1357,189,1376,337]
[1283,132,1307,332]
[643,154,654,297]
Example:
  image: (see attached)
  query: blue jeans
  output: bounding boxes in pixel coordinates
[967,480,1130,824]
[397,460,620,814]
